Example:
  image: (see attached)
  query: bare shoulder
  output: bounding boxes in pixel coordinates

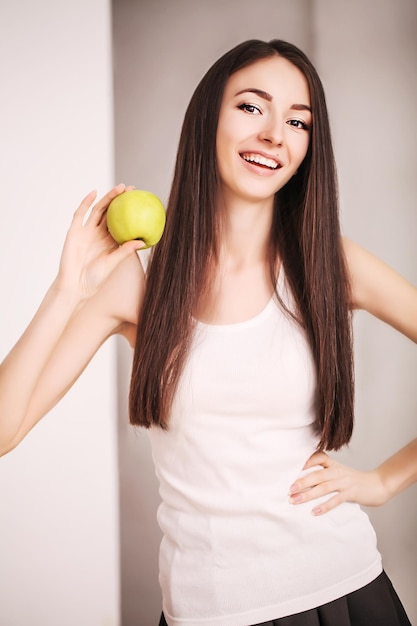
[342,237,417,342]
[87,250,146,347]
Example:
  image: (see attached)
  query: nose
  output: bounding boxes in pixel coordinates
[259,117,284,147]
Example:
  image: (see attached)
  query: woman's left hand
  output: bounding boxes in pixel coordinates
[289,451,389,516]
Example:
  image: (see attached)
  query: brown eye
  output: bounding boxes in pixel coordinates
[287,119,310,131]
[237,103,262,115]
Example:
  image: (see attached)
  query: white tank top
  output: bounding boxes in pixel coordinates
[148,270,382,626]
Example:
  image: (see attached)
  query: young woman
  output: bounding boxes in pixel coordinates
[0,39,416,626]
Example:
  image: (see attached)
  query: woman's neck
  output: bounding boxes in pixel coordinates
[218,195,274,267]
[195,196,277,324]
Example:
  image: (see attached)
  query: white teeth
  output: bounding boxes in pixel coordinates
[242,154,279,169]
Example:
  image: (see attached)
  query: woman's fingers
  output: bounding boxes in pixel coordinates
[289,454,389,515]
[72,184,136,232]
[59,185,142,297]
[72,189,98,224]
[93,184,127,226]
[107,239,146,268]
[289,452,349,512]
[289,452,336,495]
[310,493,345,516]
[86,183,127,227]
[73,236,145,298]
[303,450,332,469]
[289,468,338,500]
[71,184,126,230]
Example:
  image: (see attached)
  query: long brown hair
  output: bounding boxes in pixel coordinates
[129,39,354,451]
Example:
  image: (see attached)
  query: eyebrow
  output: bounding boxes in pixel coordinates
[234,88,312,112]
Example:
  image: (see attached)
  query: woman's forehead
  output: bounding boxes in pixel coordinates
[225,56,311,106]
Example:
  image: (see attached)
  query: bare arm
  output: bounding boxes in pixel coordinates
[0,185,145,456]
[289,238,417,513]
[289,442,417,516]
[344,237,417,342]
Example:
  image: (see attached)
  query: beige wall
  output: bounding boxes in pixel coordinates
[113,0,417,624]
[314,0,417,616]
[0,1,120,624]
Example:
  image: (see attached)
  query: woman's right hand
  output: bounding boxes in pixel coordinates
[0,184,146,455]
[56,184,145,300]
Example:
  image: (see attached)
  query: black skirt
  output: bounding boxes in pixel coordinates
[158,571,412,626]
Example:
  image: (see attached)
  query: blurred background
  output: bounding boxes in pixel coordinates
[0,0,416,624]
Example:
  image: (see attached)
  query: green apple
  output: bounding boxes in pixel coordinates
[106,189,166,249]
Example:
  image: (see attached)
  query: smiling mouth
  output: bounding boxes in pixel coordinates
[240,152,281,170]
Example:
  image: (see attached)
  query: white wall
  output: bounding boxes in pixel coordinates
[0,2,120,625]
[113,0,417,624]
